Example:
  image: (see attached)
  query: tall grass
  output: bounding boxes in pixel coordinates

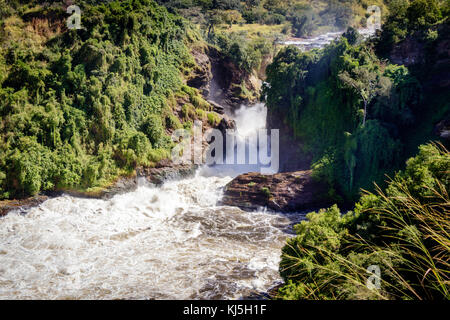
[278,142,449,300]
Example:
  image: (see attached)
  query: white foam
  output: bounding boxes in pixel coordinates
[282,28,377,51]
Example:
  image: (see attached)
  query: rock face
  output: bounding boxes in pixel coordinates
[137,162,198,186]
[221,170,330,212]
[207,46,260,108]
[187,48,213,97]
[389,22,450,88]
[434,117,450,141]
[389,37,426,67]
[187,46,261,110]
[267,108,312,172]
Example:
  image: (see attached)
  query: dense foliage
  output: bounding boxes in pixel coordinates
[264,0,450,200]
[0,0,210,198]
[377,0,446,54]
[279,143,450,300]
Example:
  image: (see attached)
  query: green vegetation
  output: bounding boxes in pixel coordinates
[377,0,446,54]
[157,1,392,92]
[207,111,221,126]
[260,186,271,198]
[278,143,449,300]
[264,0,450,201]
[209,31,272,74]
[274,2,450,300]
[0,0,209,199]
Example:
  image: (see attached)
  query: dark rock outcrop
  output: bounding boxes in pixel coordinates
[207,46,260,109]
[435,117,450,141]
[221,170,330,212]
[267,108,312,172]
[0,195,49,217]
[187,48,212,96]
[94,177,139,199]
[208,100,225,114]
[216,115,236,135]
[91,162,197,198]
[389,37,426,67]
[137,162,198,186]
[187,46,262,111]
[389,22,450,88]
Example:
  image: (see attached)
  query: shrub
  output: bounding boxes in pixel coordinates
[207,112,221,126]
[142,114,165,148]
[0,0,204,198]
[166,113,182,130]
[260,186,271,198]
[278,143,450,300]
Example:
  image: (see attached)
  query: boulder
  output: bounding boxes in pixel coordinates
[208,100,225,114]
[137,162,198,186]
[267,108,312,172]
[221,170,330,212]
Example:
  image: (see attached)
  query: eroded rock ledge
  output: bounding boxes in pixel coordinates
[221,170,330,213]
[0,196,49,217]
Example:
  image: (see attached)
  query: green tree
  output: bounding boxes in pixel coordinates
[338,66,390,127]
[407,0,442,30]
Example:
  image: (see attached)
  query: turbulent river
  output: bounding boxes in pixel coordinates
[282,28,377,50]
[0,104,301,300]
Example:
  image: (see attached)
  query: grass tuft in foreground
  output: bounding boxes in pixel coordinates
[278,142,449,300]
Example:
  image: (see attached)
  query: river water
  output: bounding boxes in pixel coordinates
[282,28,376,51]
[0,104,301,300]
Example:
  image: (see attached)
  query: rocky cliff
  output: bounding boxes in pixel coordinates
[207,46,261,109]
[389,21,450,89]
[267,108,312,173]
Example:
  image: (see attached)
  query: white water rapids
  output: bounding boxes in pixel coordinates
[282,28,377,51]
[0,104,301,300]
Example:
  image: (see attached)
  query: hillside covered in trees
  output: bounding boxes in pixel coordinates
[0,0,217,199]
